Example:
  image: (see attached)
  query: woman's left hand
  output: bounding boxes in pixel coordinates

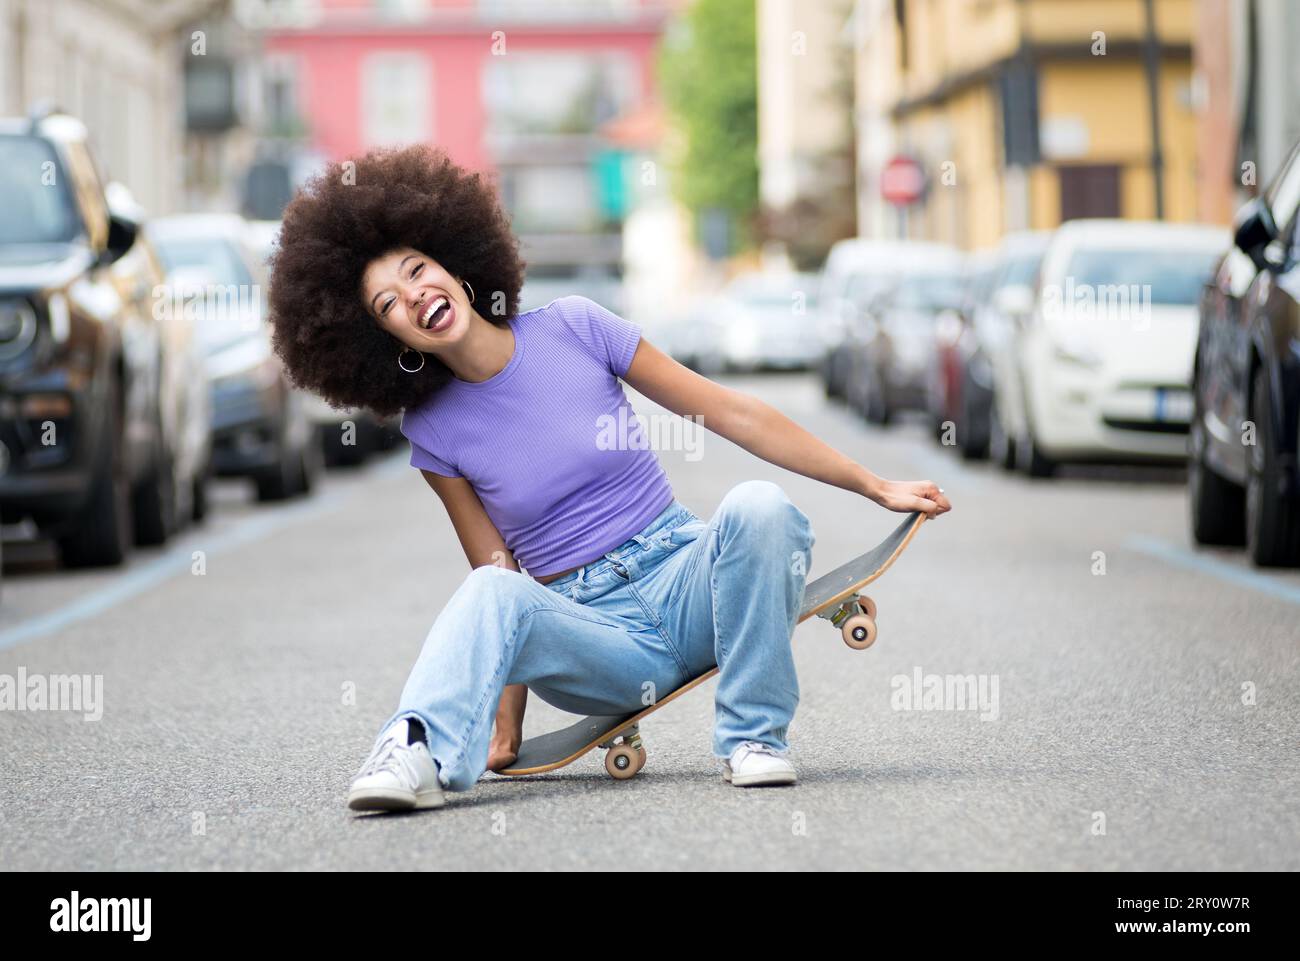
[867,478,951,517]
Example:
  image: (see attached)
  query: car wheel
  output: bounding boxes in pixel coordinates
[988,396,1016,471]
[958,385,990,462]
[133,443,178,547]
[1245,369,1300,566]
[191,462,210,525]
[864,375,886,424]
[1017,428,1056,478]
[59,392,132,567]
[255,439,302,502]
[1188,390,1245,546]
[322,422,367,468]
[298,433,323,495]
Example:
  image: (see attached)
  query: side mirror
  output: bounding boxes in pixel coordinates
[101,213,138,265]
[1233,198,1278,272]
[100,181,144,265]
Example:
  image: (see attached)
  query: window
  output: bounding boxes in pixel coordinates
[483,53,635,140]
[362,53,431,148]
[1058,165,1121,222]
[0,136,79,244]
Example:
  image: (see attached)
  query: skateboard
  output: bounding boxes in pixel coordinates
[497,510,927,780]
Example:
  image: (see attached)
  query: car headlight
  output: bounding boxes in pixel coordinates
[0,299,39,361]
[1051,330,1104,368]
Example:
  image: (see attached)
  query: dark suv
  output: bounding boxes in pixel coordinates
[0,110,194,566]
[1191,138,1300,566]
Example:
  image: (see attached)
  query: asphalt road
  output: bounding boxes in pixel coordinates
[1,374,1297,870]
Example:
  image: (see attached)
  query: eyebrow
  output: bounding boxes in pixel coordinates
[368,255,420,314]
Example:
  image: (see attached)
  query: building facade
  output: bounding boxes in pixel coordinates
[1193,0,1300,225]
[0,0,222,215]
[258,0,670,285]
[853,0,1205,250]
[756,0,857,268]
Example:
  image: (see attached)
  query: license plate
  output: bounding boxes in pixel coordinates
[1154,388,1192,422]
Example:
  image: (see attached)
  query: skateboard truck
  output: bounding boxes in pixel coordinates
[818,595,878,650]
[597,723,647,780]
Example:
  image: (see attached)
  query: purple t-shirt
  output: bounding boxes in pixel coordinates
[400,295,675,576]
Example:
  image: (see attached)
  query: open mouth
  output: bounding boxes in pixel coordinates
[420,296,451,331]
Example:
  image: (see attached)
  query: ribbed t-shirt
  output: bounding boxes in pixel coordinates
[400,295,675,576]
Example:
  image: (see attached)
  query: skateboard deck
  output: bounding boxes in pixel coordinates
[497,510,926,779]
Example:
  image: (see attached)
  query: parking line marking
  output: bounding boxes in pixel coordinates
[1126,535,1300,606]
[0,454,411,652]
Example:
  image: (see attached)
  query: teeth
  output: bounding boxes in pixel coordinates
[422,296,449,328]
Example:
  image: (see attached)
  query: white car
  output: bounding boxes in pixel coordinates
[818,239,961,399]
[714,272,822,372]
[1009,220,1230,475]
[977,231,1053,470]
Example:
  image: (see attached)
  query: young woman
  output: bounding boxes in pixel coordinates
[268,145,951,813]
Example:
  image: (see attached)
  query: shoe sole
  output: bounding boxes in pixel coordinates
[723,768,797,787]
[347,787,445,811]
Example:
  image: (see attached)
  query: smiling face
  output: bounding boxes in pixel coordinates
[361,247,472,351]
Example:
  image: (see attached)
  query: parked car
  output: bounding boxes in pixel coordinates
[0,109,207,567]
[696,272,821,373]
[844,250,966,423]
[927,251,999,454]
[665,294,727,373]
[147,214,320,501]
[971,231,1053,468]
[1004,220,1228,476]
[817,240,960,401]
[1191,138,1300,566]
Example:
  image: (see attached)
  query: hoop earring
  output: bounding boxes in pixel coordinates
[397,346,425,373]
[461,278,475,304]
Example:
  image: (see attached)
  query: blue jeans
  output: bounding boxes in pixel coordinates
[382,480,816,791]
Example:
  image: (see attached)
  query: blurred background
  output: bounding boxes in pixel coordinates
[1,0,1299,584]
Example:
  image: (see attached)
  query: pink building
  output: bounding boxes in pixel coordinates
[260,0,670,285]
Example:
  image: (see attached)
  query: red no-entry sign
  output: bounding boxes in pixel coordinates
[881,154,926,206]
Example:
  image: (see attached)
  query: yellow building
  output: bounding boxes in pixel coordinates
[853,0,1202,250]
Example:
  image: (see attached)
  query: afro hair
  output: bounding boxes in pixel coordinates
[267,144,525,418]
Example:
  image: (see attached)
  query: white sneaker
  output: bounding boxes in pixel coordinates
[723,741,797,787]
[347,719,445,811]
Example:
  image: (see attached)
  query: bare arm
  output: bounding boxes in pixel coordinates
[422,470,528,767]
[622,340,952,517]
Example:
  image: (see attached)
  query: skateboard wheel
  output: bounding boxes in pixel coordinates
[635,746,647,774]
[856,595,877,619]
[842,614,877,650]
[605,744,641,780]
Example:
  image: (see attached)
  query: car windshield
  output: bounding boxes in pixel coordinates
[1064,247,1223,305]
[893,273,964,311]
[999,251,1043,289]
[0,135,80,244]
[152,235,262,352]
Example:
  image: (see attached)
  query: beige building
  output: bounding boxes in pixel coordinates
[853,0,1206,250]
[757,0,856,264]
[0,0,238,215]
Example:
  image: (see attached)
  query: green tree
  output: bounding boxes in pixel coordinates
[660,0,758,255]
